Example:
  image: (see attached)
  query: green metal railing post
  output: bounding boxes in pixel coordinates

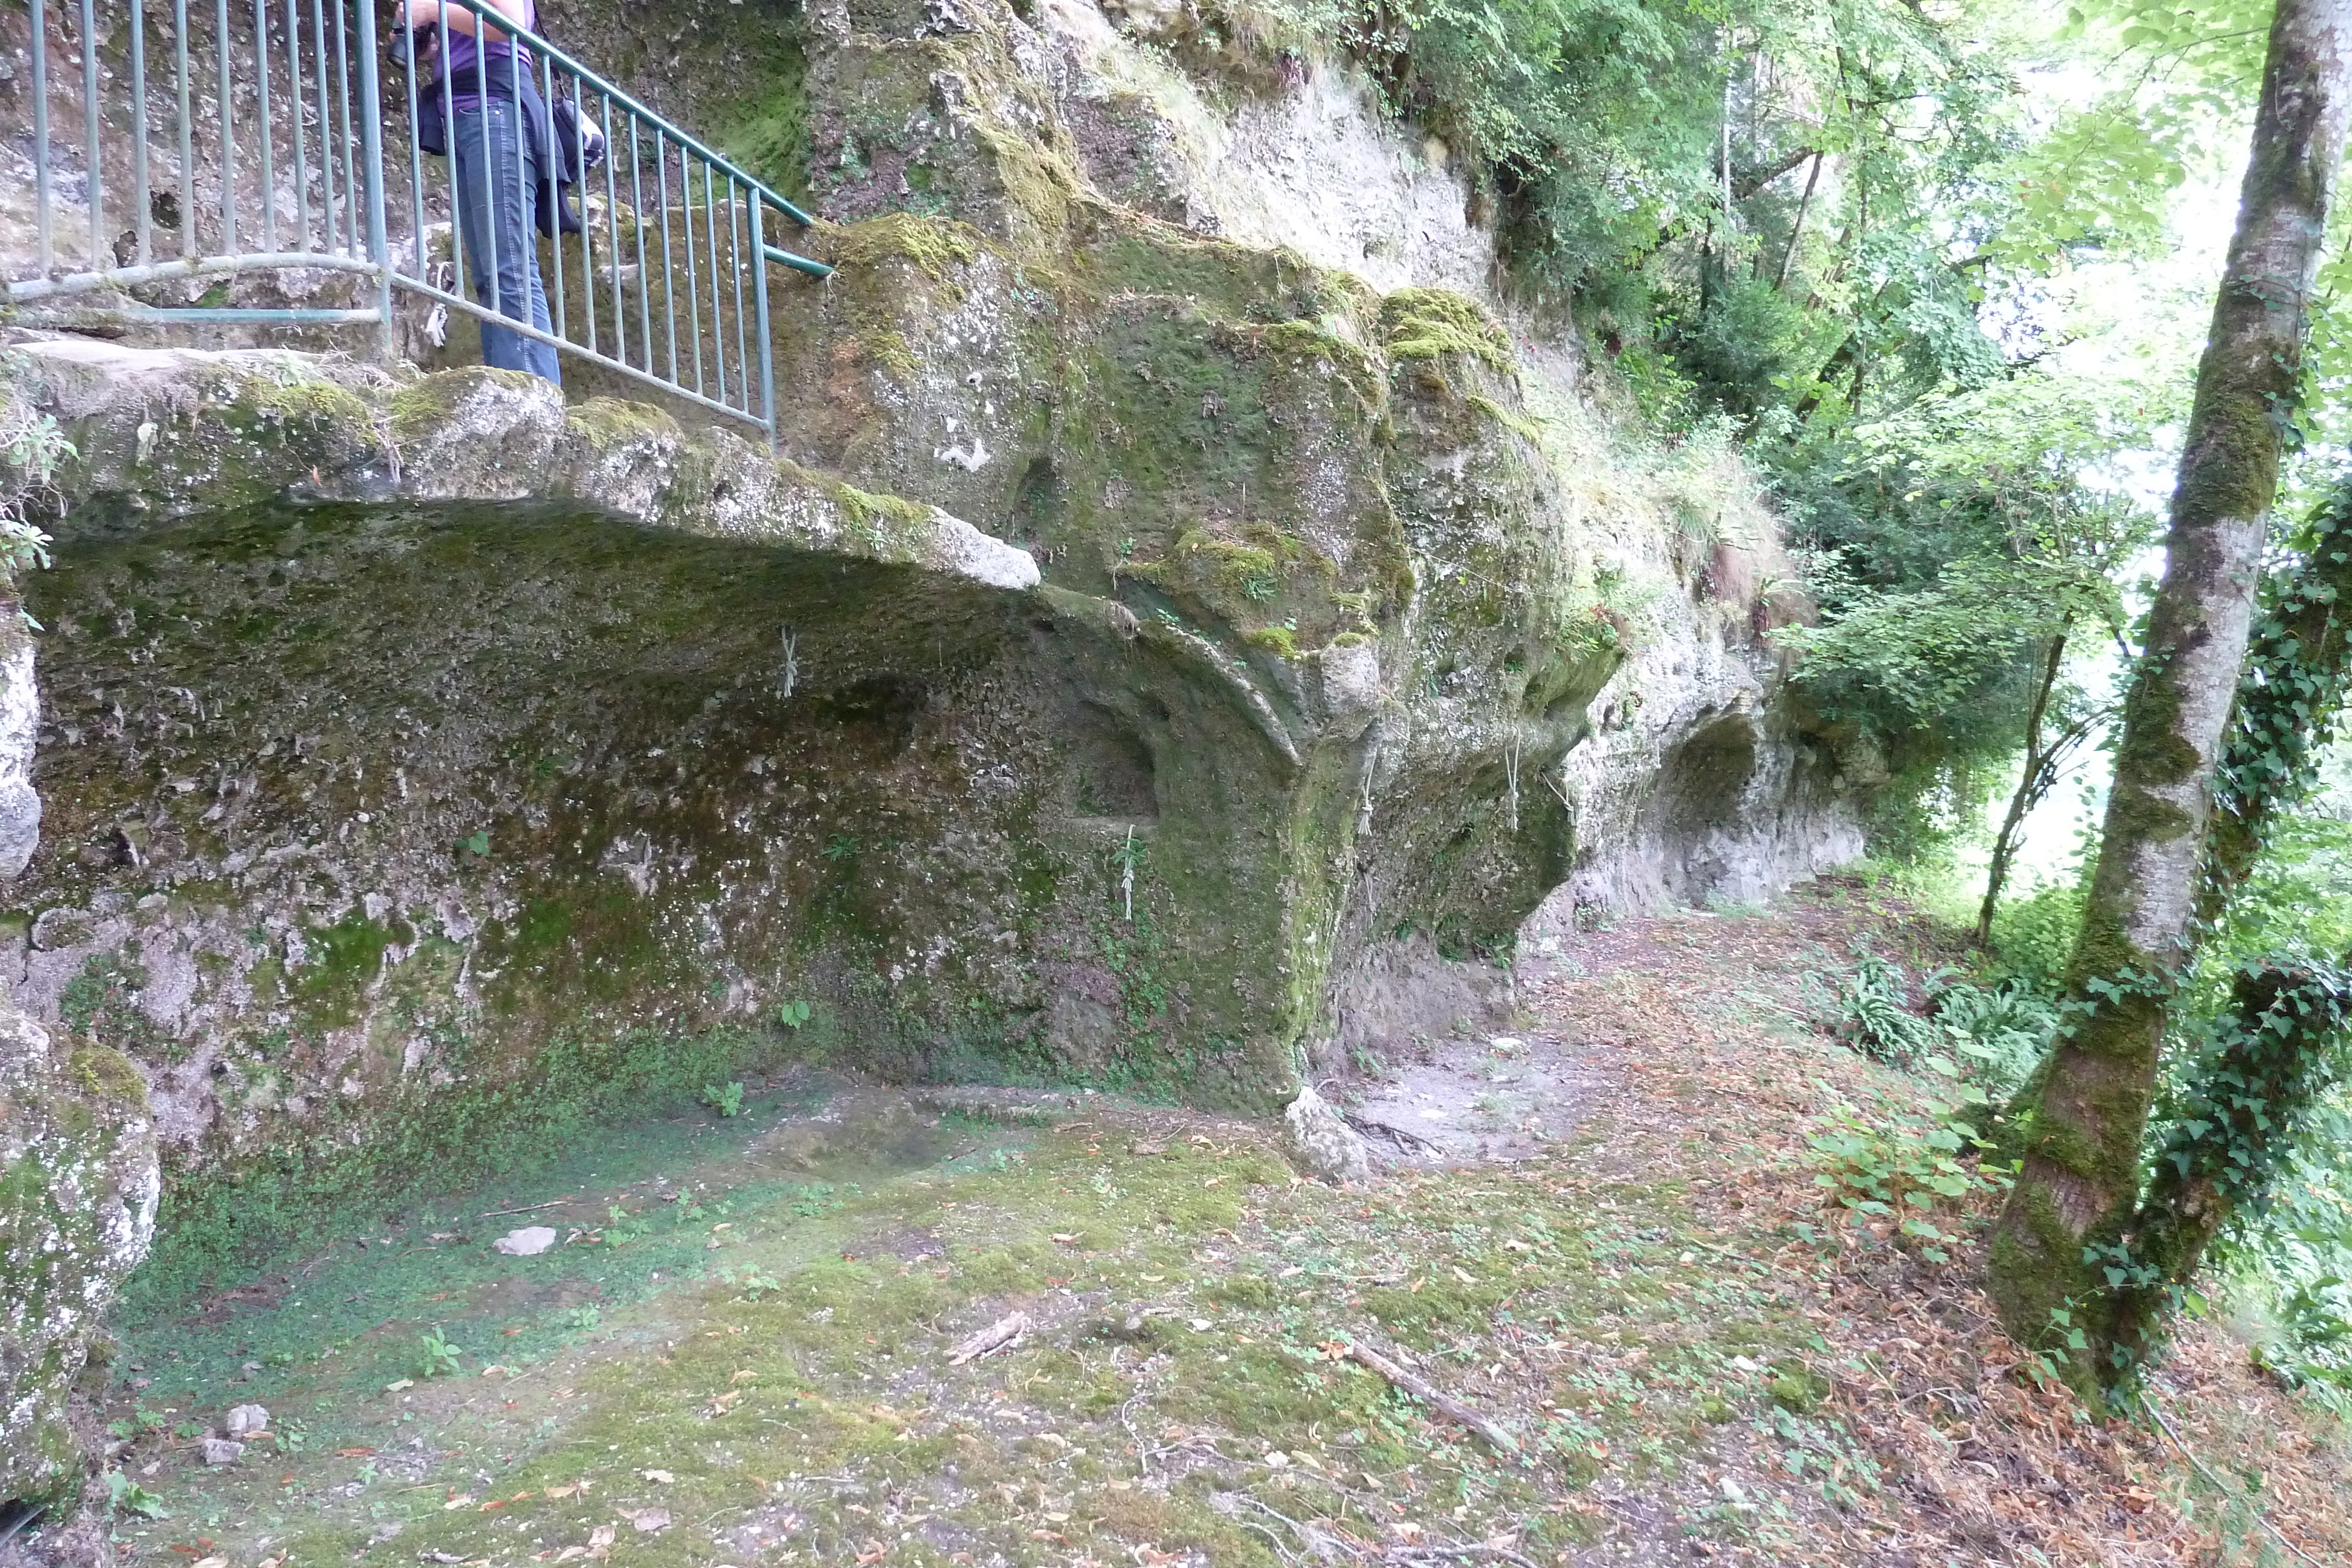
[353,0,394,359]
[750,196,776,450]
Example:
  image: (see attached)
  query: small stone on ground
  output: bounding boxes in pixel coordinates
[492,1225,559,1256]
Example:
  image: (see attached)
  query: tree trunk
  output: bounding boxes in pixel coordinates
[1985,0,2352,1399]
[1977,627,2071,948]
[2106,489,2352,1364]
[1775,153,1825,292]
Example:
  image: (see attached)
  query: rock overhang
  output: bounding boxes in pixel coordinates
[6,338,1399,1267]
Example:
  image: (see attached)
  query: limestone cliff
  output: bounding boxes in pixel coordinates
[0,0,1867,1309]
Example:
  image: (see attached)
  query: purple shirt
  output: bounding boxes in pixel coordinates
[440,0,533,112]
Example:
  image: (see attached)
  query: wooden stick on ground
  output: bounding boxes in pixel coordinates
[947,1310,1030,1366]
[1345,1341,1518,1453]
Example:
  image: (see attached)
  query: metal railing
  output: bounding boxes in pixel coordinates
[1,0,830,443]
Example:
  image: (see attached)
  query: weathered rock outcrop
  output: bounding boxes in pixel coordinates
[0,972,158,1512]
[0,0,1871,1292]
[0,528,160,1517]
[0,1001,156,1514]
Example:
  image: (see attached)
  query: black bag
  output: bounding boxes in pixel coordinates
[536,96,607,238]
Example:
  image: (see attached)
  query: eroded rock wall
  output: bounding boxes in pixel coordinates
[0,576,158,1514]
[0,0,1869,1281]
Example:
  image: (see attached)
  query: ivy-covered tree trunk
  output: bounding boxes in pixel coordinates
[2108,489,2352,1364]
[2116,958,2352,1361]
[1985,0,2352,1397]
[2196,484,2352,923]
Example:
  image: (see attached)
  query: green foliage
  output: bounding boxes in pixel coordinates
[701,1080,747,1118]
[415,1325,465,1379]
[1355,0,2040,435]
[1808,951,1928,1066]
[1989,874,2089,991]
[1356,0,1722,285]
[2202,487,2352,911]
[1809,1088,2012,1263]
[0,376,67,584]
[775,998,813,1029]
[1806,950,2053,1106]
[1982,92,2200,272]
[1773,373,2154,726]
[1776,554,2093,732]
[103,1469,169,1519]
[718,1263,784,1299]
[1924,972,2056,1103]
[792,1181,842,1218]
[2117,957,2352,1380]
[1768,369,2158,864]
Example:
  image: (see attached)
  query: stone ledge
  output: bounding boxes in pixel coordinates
[8,341,1038,595]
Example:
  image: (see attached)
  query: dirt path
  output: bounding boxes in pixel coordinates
[55,887,2352,1568]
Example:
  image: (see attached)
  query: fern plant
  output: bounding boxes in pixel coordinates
[1808,952,1928,1065]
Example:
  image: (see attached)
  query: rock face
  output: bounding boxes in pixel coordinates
[0,966,160,1510]
[0,0,1870,1282]
[0,497,160,1510]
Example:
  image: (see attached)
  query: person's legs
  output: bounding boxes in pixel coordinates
[450,101,563,387]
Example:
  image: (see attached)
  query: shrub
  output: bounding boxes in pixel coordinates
[1988,876,2086,991]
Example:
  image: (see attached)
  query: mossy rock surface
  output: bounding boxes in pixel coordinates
[1,0,1868,1316]
[0,999,159,1507]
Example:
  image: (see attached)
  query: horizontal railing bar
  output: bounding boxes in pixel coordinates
[763,244,831,279]
[6,253,383,303]
[408,0,827,239]
[13,307,389,323]
[400,275,767,428]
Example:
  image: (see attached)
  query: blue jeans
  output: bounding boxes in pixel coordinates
[451,99,562,386]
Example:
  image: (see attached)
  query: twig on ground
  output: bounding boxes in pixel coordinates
[2143,1395,2328,1568]
[947,1310,1030,1366]
[1232,1495,1356,1564]
[1344,1341,1519,1453]
[1343,1112,1447,1155]
[480,1198,572,1219]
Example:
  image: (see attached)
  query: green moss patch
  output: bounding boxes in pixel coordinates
[1380,287,1512,372]
[99,1090,1821,1567]
[830,212,983,279]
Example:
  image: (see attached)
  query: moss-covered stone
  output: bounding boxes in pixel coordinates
[828,212,983,279]
[1380,287,1512,371]
[0,998,159,1508]
[3,0,1867,1302]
